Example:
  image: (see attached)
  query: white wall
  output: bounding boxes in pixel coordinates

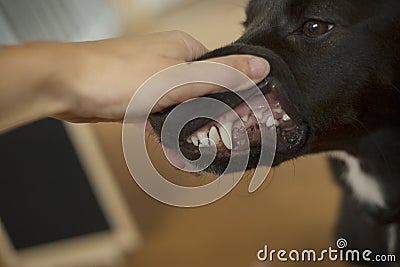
[0,0,122,44]
[135,0,192,13]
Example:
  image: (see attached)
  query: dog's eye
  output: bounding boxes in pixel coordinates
[302,20,334,38]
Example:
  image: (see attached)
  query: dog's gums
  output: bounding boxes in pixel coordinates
[182,77,306,158]
[149,43,312,173]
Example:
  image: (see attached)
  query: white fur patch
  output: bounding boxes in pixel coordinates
[329,151,386,208]
[388,224,397,255]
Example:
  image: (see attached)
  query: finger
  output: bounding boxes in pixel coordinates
[205,55,270,84]
[153,56,270,112]
[178,32,209,61]
[157,30,209,61]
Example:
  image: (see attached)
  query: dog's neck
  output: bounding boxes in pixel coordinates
[330,127,400,224]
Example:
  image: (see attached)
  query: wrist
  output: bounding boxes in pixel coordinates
[0,43,73,131]
[31,42,80,119]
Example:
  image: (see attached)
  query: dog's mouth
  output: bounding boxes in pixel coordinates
[178,76,309,162]
[149,44,311,172]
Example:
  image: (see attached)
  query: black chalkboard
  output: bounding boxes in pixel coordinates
[0,119,110,250]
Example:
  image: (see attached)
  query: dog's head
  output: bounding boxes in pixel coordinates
[149,0,400,174]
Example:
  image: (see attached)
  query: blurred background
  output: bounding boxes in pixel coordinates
[0,0,353,266]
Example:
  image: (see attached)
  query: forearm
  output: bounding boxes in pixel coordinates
[0,42,68,132]
[0,32,270,132]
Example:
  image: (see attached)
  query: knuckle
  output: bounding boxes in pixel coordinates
[166,90,185,104]
[170,30,192,40]
[179,30,192,39]
[216,55,252,76]
[237,57,252,76]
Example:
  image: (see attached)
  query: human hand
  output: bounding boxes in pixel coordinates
[46,31,270,123]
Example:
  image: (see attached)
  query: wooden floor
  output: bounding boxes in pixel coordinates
[95,123,350,267]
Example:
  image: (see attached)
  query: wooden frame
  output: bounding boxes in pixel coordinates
[0,123,141,267]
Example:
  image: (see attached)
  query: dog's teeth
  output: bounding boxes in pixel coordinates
[219,123,232,150]
[255,111,263,120]
[191,136,199,146]
[273,108,283,114]
[266,116,275,127]
[275,119,280,126]
[282,114,291,122]
[199,138,211,148]
[197,131,208,143]
[208,126,221,145]
[241,115,249,122]
[186,137,192,144]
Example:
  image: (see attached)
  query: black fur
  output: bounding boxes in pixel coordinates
[149,1,400,264]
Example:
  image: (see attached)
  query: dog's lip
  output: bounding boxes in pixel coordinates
[180,76,308,155]
[185,76,304,134]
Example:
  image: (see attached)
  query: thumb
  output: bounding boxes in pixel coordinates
[205,55,270,84]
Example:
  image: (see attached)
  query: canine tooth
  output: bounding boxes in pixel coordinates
[199,138,211,147]
[197,131,208,143]
[191,136,199,146]
[208,126,221,145]
[275,119,280,126]
[282,114,291,121]
[273,108,283,114]
[186,137,192,144]
[266,116,275,127]
[255,111,263,120]
[241,115,249,122]
[219,123,232,150]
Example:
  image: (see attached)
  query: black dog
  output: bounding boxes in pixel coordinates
[150,0,400,264]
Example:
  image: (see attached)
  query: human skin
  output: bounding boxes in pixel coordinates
[0,31,270,132]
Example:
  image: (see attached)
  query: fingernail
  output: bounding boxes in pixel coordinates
[249,57,270,79]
